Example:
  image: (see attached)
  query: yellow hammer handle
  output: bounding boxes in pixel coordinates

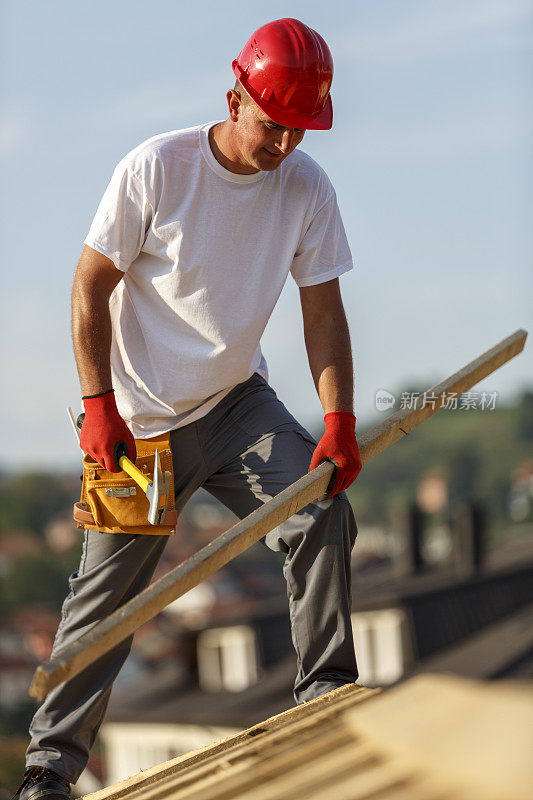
[119,455,151,493]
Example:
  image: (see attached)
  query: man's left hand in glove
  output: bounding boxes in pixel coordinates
[309,411,362,497]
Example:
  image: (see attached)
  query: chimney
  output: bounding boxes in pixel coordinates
[395,502,425,577]
[451,501,486,576]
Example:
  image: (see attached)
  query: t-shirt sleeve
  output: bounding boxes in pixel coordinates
[84,159,153,272]
[290,190,353,288]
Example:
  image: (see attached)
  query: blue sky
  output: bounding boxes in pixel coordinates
[1,0,532,470]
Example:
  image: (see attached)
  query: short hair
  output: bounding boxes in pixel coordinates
[234,79,251,106]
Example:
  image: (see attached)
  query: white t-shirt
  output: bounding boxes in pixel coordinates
[84,121,353,438]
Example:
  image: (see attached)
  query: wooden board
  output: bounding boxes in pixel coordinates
[80,676,532,800]
[29,328,527,701]
[82,685,377,800]
[345,674,533,800]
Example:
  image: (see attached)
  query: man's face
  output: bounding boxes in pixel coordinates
[231,93,306,172]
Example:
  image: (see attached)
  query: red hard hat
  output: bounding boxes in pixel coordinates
[232,18,334,131]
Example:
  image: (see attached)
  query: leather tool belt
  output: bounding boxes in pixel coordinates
[73,433,177,535]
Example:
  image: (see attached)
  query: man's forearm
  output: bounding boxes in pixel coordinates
[303,297,362,496]
[303,310,354,414]
[71,280,114,397]
[71,247,124,397]
[71,248,134,469]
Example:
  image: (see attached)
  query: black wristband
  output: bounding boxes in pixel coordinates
[82,389,115,400]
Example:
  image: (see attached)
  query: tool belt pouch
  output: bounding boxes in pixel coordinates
[73,433,177,535]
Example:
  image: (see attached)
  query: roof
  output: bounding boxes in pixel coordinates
[83,674,532,800]
[107,654,297,728]
[408,602,533,679]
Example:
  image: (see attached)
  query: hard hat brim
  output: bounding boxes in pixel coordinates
[232,61,333,131]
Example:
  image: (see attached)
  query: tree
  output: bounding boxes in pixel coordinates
[516,391,533,443]
[0,473,74,538]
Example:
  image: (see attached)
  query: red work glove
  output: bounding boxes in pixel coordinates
[309,411,362,497]
[79,389,136,473]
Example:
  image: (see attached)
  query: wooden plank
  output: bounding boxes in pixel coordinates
[81,686,376,800]
[29,329,527,701]
[313,775,442,800]
[171,740,379,800]
[343,674,533,800]
[30,461,332,701]
[129,727,354,800]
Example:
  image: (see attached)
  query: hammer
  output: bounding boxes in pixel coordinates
[68,409,170,525]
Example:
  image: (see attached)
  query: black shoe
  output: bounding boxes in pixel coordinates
[12,767,71,800]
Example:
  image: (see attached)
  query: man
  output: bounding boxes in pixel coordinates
[16,17,362,800]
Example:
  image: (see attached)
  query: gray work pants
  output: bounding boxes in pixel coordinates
[26,373,358,783]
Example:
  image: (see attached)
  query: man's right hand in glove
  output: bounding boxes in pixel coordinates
[79,389,136,472]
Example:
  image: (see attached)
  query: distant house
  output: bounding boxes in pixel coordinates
[0,651,36,711]
[0,606,61,710]
[99,608,296,786]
